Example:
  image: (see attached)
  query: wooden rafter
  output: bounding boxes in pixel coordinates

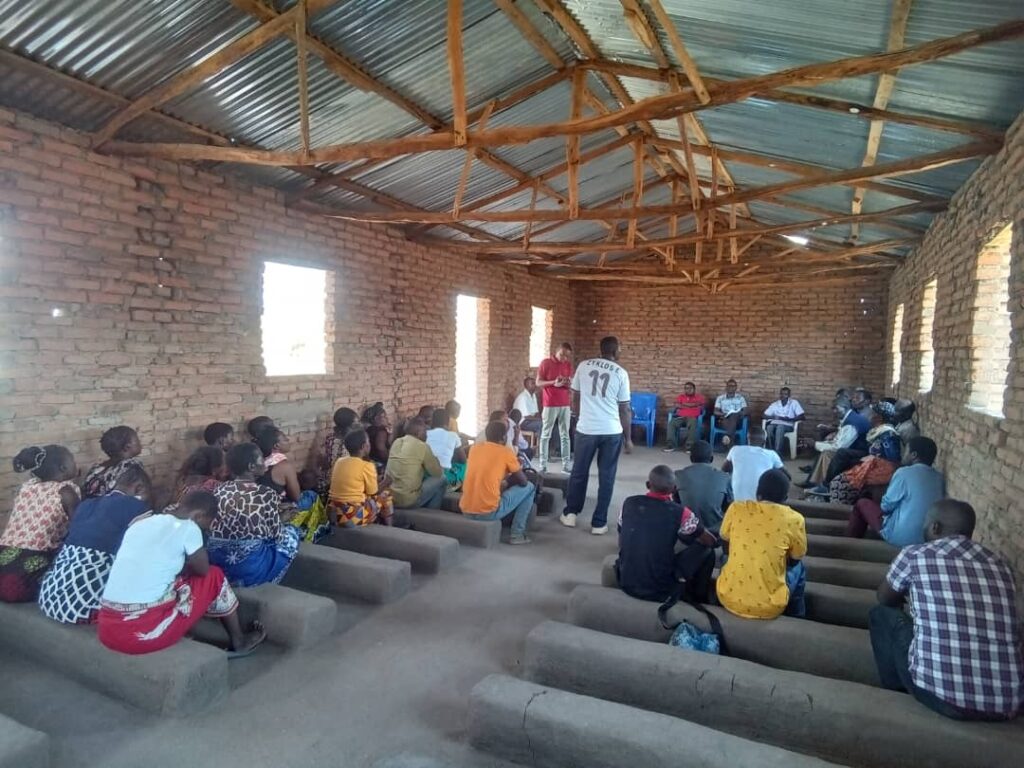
[651,137,945,203]
[579,60,1003,140]
[433,206,930,256]
[93,5,300,145]
[103,20,1022,167]
[567,67,586,218]
[447,0,468,146]
[228,0,565,211]
[296,0,311,160]
[646,0,710,103]
[319,143,985,225]
[851,0,913,241]
[0,49,233,148]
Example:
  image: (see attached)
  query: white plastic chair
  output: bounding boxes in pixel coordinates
[762,419,800,459]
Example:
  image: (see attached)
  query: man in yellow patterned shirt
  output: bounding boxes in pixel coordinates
[716,469,807,619]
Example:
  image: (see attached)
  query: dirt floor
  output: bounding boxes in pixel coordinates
[0,445,804,768]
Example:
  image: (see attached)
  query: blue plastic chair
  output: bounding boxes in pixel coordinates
[665,406,706,447]
[709,413,749,447]
[630,392,658,447]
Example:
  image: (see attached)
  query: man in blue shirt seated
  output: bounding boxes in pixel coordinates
[615,465,718,603]
[846,437,944,546]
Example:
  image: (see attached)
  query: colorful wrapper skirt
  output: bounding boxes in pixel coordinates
[207,524,301,587]
[97,567,238,655]
[329,490,394,527]
[0,545,56,603]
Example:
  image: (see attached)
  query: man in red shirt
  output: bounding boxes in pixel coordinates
[663,381,705,453]
[536,342,574,473]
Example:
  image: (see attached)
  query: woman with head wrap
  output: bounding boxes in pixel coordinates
[829,400,904,505]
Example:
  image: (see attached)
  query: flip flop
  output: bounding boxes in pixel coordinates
[227,621,267,659]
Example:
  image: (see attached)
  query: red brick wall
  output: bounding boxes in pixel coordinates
[572,278,889,434]
[885,112,1024,583]
[0,108,575,505]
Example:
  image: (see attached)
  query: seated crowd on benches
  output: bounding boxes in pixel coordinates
[0,394,544,655]
[616,381,1022,723]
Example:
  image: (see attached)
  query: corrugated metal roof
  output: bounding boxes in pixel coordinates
[0,0,1018,273]
[0,0,255,98]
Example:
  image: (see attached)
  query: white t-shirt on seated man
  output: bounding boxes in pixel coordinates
[724,445,785,502]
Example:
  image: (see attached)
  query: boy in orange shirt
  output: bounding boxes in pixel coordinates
[460,420,535,545]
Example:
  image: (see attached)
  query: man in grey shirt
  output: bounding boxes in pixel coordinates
[674,440,732,533]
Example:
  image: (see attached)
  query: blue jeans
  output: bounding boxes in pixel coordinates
[470,483,535,536]
[564,432,623,528]
[868,605,1006,720]
[414,476,445,509]
[784,560,807,617]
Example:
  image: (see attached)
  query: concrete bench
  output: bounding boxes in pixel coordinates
[324,525,459,574]
[0,713,49,768]
[540,473,568,494]
[567,584,879,686]
[281,542,411,603]
[807,534,899,564]
[789,499,852,520]
[392,507,500,549]
[804,555,889,590]
[444,487,553,518]
[599,554,874,630]
[234,583,336,649]
[524,621,1024,768]
[804,518,846,536]
[469,674,840,768]
[0,602,228,715]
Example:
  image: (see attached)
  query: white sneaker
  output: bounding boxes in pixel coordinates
[559,513,577,528]
[591,525,609,535]
[721,435,732,447]
[561,463,572,474]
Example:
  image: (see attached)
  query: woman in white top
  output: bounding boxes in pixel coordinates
[426,408,467,490]
[98,491,266,657]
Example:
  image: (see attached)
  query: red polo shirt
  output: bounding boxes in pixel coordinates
[538,357,573,408]
[673,393,704,419]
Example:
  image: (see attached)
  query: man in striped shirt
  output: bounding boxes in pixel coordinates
[871,499,1023,720]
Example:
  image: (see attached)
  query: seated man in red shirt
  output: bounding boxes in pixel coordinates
[664,381,705,453]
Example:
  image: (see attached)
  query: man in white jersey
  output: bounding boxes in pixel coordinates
[561,336,632,534]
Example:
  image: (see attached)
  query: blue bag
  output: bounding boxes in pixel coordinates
[668,621,721,654]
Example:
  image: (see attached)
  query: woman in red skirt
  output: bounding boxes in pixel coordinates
[98,491,265,657]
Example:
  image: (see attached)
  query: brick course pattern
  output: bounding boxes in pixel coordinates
[0,108,574,505]
[572,279,888,435]
[885,111,1024,588]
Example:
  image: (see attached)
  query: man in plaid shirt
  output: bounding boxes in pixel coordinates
[871,499,1023,720]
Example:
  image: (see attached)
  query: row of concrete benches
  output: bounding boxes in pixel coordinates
[468,619,1024,768]
[468,497,1024,767]
[0,489,557,750]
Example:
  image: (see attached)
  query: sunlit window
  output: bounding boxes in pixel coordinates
[969,224,1013,416]
[891,303,904,388]
[261,261,328,376]
[529,306,552,367]
[918,278,937,393]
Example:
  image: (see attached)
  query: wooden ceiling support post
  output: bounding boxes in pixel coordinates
[447,0,467,146]
[567,68,586,219]
[627,137,644,248]
[296,0,311,161]
[851,0,914,241]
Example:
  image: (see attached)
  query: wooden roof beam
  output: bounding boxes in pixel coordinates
[102,20,1021,165]
[579,59,1003,140]
[320,143,982,225]
[93,5,300,145]
[850,0,914,241]
[229,0,566,206]
[433,207,930,256]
